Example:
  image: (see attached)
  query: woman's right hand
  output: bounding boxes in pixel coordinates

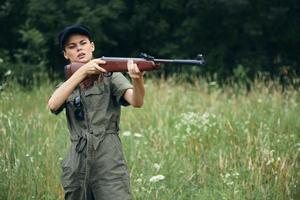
[80,59,107,76]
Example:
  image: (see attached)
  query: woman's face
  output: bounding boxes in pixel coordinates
[63,34,95,63]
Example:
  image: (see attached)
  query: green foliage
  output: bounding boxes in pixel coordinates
[12,26,47,86]
[0,0,300,86]
[0,50,13,87]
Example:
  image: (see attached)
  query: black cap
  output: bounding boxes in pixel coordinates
[58,24,92,50]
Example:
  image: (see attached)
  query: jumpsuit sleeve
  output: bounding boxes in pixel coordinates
[49,82,66,115]
[110,72,133,106]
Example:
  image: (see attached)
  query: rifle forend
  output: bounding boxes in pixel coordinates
[64,53,205,80]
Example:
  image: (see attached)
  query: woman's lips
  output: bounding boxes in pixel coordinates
[78,53,85,59]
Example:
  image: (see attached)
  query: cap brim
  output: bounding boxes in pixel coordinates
[59,25,91,50]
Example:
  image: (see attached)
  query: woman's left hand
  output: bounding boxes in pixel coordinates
[127,60,144,79]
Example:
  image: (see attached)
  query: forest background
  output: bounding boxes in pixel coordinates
[0,0,299,87]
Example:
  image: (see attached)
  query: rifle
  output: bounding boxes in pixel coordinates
[65,53,205,89]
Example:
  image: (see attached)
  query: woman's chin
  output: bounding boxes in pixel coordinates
[75,58,90,63]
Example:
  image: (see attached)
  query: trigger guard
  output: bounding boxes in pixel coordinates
[103,72,113,77]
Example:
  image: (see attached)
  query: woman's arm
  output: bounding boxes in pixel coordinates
[48,59,106,112]
[123,60,145,107]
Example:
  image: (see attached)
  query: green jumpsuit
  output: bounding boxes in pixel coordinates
[54,72,133,200]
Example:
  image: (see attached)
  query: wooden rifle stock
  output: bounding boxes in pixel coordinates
[64,58,160,80]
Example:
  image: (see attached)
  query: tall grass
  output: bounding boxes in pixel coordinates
[0,79,299,200]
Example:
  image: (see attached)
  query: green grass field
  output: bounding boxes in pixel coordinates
[0,79,299,200]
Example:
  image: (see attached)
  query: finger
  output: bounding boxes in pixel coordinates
[89,60,106,73]
[133,63,140,73]
[128,59,133,64]
[95,65,107,73]
[94,58,106,65]
[127,59,134,71]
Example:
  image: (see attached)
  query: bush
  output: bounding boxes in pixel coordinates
[0,26,47,87]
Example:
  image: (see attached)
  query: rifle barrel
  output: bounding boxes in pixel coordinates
[154,58,204,66]
[101,56,205,66]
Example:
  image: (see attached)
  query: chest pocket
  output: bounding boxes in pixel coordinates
[83,84,106,110]
[65,91,80,117]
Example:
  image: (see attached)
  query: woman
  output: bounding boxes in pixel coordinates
[48,24,144,200]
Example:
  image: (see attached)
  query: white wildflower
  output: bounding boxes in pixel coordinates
[149,175,165,183]
[232,172,240,177]
[4,70,11,76]
[136,178,142,183]
[123,131,132,137]
[227,181,234,185]
[134,133,143,138]
[266,158,274,165]
[153,163,161,172]
[225,173,230,179]
[277,157,281,161]
[209,81,217,86]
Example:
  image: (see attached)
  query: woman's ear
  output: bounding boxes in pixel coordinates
[91,42,95,52]
[63,51,69,60]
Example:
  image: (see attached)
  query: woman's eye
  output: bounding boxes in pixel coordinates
[67,45,76,49]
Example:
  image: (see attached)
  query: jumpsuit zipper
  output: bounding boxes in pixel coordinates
[79,87,93,199]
